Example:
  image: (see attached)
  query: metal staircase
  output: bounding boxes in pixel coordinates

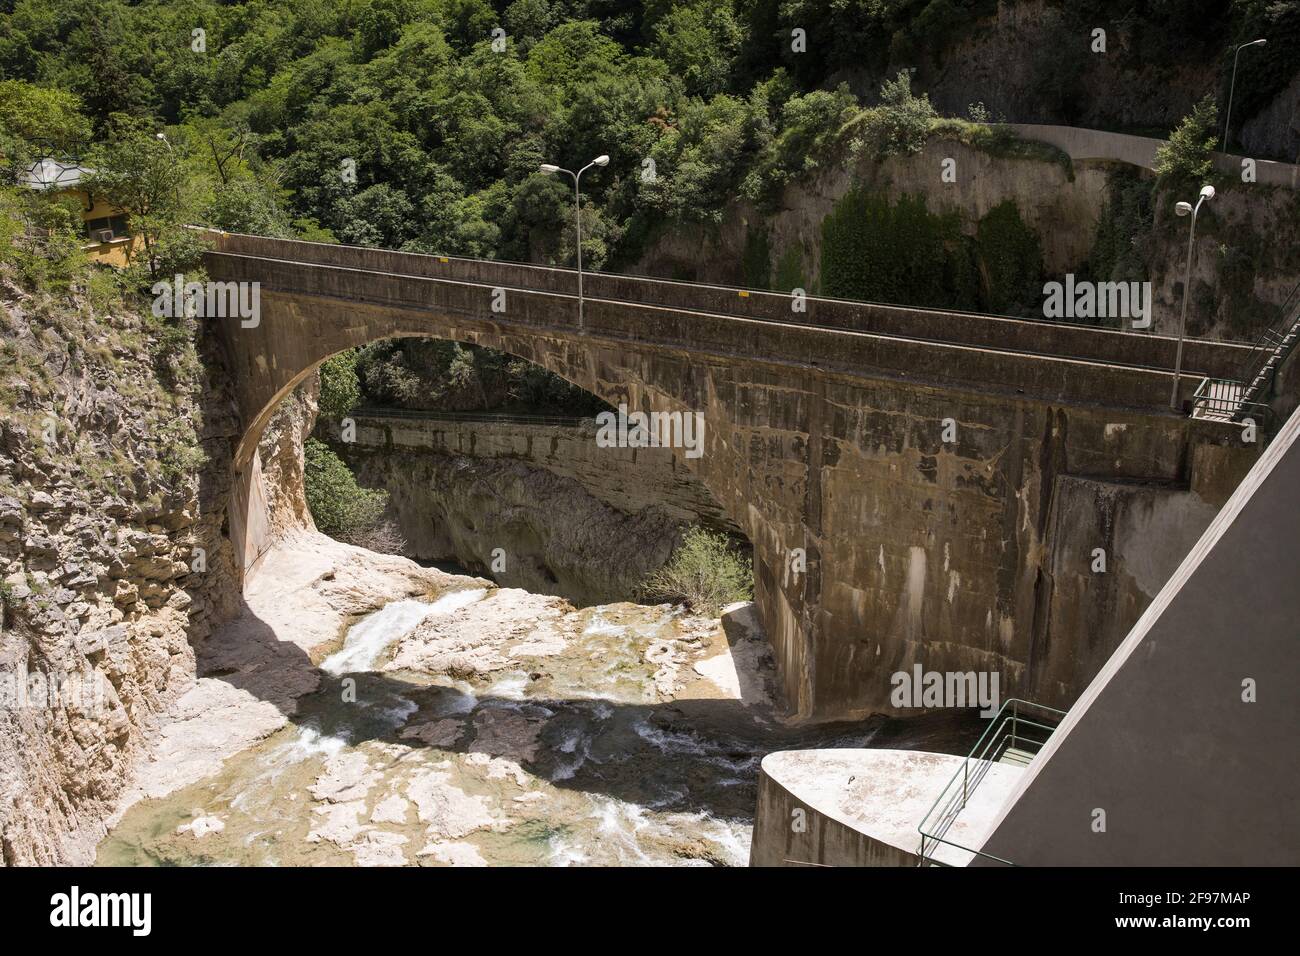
[916,699,1066,866]
[1193,279,1300,423]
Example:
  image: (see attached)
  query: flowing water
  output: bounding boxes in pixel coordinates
[97,590,980,867]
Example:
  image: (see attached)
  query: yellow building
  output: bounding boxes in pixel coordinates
[18,158,138,267]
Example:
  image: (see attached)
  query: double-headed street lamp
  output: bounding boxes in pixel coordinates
[540,154,609,329]
[1222,38,1267,152]
[1170,184,1216,409]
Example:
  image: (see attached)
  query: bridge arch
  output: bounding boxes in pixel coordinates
[204,231,1255,721]
[217,269,774,686]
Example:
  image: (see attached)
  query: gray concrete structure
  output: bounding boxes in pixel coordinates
[1007,123,1300,187]
[975,406,1300,866]
[750,749,1022,867]
[203,231,1261,720]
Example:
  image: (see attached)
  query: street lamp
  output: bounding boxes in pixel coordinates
[539,154,609,328]
[1222,38,1267,152]
[1170,184,1215,409]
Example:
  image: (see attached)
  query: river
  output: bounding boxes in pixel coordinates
[97,583,979,866]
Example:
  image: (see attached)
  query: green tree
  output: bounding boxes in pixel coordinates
[0,80,91,159]
[86,123,189,277]
[318,350,362,419]
[650,1,740,97]
[303,437,389,539]
[1154,95,1218,188]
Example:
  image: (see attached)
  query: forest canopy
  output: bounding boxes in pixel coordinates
[1,0,1289,273]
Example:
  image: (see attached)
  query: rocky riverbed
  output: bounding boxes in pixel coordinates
[95,531,978,866]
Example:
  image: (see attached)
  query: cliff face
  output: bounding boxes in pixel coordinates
[868,0,1296,163]
[327,413,737,607]
[255,374,320,537]
[0,273,240,865]
[637,134,1300,340]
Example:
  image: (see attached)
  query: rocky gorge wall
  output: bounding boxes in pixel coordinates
[0,278,242,865]
[846,0,1297,162]
[325,412,738,607]
[636,133,1300,342]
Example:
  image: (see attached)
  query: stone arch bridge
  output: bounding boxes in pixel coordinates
[201,231,1258,720]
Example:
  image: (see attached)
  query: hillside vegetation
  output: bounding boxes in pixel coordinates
[2,0,1294,272]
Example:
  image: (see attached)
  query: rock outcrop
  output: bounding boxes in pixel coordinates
[0,274,241,865]
[256,374,319,537]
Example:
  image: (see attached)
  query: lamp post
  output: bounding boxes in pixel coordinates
[1170,184,1215,409]
[539,154,609,329]
[1222,38,1267,152]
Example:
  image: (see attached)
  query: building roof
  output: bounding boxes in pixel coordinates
[17,157,93,190]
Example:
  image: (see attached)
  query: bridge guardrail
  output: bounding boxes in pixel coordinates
[194,229,1248,380]
[345,405,598,429]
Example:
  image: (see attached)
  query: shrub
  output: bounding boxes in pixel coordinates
[318,349,361,419]
[873,70,937,156]
[847,71,937,160]
[0,187,88,291]
[642,526,753,615]
[303,438,391,545]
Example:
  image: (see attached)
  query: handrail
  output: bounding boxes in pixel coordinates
[916,698,1067,866]
[1191,377,1271,424]
[1232,277,1300,417]
[1185,278,1300,423]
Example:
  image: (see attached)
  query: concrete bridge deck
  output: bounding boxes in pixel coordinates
[205,232,1252,391]
[204,232,1259,720]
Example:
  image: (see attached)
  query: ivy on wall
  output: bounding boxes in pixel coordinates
[742,225,771,289]
[819,188,1042,314]
[975,200,1045,314]
[773,242,806,292]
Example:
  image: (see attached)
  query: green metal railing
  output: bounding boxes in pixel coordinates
[916,698,1066,867]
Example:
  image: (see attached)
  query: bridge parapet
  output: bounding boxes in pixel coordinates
[199,231,1250,382]
[202,237,1219,416]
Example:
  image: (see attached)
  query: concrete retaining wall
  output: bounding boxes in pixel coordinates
[976,408,1300,865]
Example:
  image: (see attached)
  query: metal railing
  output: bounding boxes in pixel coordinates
[1184,281,1300,423]
[916,698,1066,867]
[1190,377,1270,423]
[1225,279,1300,420]
[346,405,599,429]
